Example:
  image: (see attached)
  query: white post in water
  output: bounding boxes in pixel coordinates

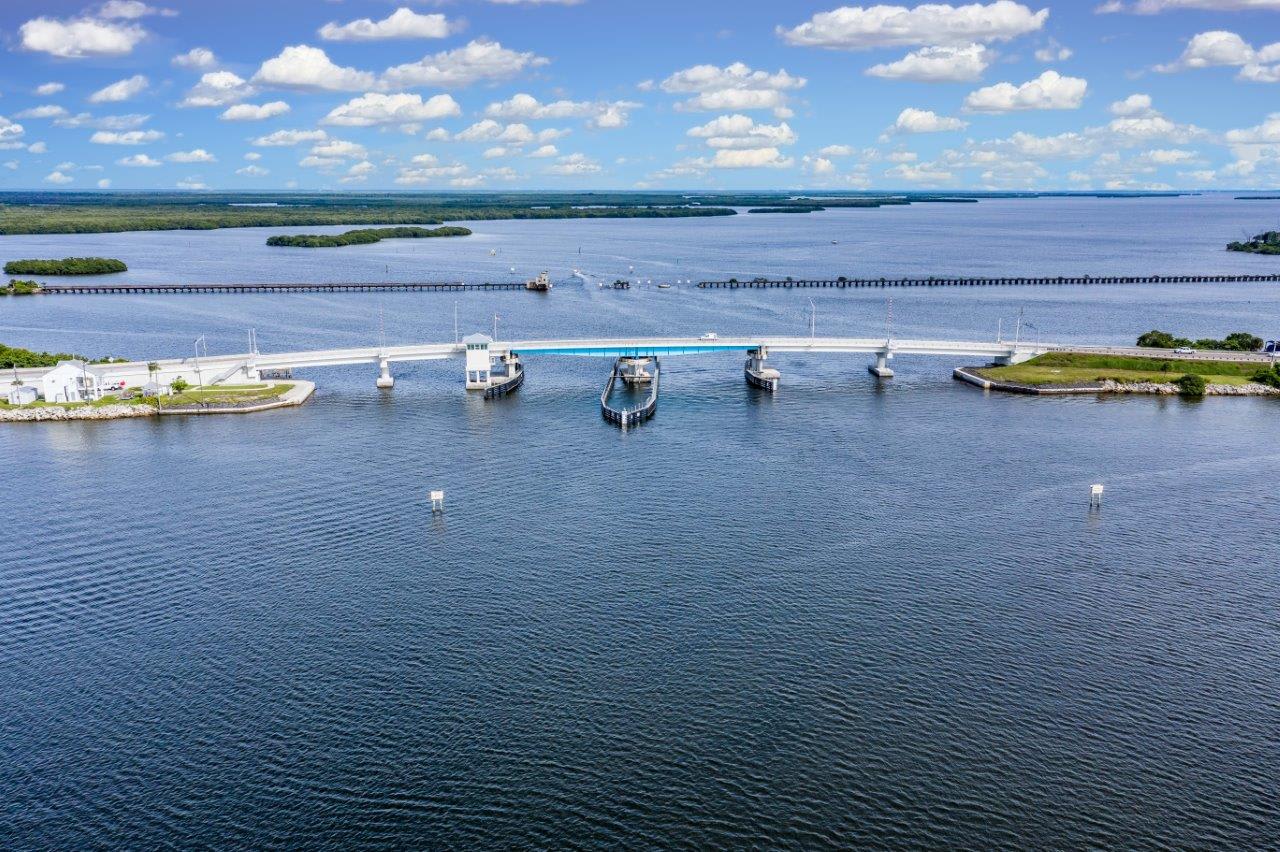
[1090,484,1104,507]
[430,490,444,513]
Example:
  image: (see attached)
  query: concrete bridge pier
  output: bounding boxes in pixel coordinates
[376,357,394,389]
[869,350,895,378]
[619,357,654,385]
[744,347,780,391]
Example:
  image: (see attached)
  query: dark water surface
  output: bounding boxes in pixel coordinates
[3,197,1279,847]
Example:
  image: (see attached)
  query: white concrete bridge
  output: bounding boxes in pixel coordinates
[12,335,1054,390]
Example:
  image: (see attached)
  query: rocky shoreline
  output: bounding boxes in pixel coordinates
[0,403,157,422]
[954,367,1280,397]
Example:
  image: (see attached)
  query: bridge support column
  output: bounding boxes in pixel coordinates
[745,347,780,391]
[868,351,894,378]
[376,357,394,389]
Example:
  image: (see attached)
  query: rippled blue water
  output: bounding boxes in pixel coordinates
[2,197,1279,847]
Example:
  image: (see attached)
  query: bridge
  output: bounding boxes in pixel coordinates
[12,335,1056,391]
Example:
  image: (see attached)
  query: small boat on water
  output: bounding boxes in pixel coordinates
[657,283,672,289]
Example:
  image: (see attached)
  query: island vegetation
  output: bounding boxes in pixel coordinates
[266,225,472,248]
[1,341,124,369]
[1,279,41,295]
[0,190,1193,235]
[1136,329,1263,351]
[4,257,127,275]
[975,352,1272,390]
[747,206,824,214]
[1227,231,1280,255]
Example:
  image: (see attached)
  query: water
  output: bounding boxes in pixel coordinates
[3,196,1279,848]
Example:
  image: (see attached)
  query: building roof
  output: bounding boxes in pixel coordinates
[462,333,493,345]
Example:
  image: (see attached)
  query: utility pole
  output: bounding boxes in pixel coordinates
[1014,307,1024,347]
[193,335,206,392]
[886,295,894,344]
[997,317,1003,343]
[453,302,459,344]
[493,313,500,341]
[808,299,816,339]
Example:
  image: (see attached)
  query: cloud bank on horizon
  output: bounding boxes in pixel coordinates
[2,0,1280,191]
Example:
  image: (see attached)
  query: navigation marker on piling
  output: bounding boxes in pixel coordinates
[431,490,445,513]
[1090,484,1104,508]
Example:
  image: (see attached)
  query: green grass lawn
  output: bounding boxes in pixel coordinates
[977,353,1265,387]
[162,383,291,406]
[2,383,290,409]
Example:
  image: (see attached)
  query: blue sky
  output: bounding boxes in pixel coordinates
[1,0,1279,191]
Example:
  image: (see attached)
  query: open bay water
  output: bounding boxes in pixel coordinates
[2,196,1279,847]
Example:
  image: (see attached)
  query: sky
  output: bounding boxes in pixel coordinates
[1,0,1280,192]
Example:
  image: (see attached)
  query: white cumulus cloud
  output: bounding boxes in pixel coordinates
[36,82,66,96]
[779,2,1048,49]
[19,15,146,58]
[659,62,805,116]
[90,129,164,144]
[88,74,148,103]
[45,170,74,184]
[254,45,378,92]
[180,71,255,107]
[221,101,291,121]
[383,39,549,88]
[886,107,969,134]
[117,153,162,167]
[687,114,797,149]
[172,47,217,69]
[484,93,640,128]
[166,149,216,163]
[866,43,992,81]
[963,70,1087,112]
[252,128,328,146]
[322,92,461,126]
[319,8,454,41]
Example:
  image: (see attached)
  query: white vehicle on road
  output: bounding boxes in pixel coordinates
[1174,346,1196,355]
[700,332,719,341]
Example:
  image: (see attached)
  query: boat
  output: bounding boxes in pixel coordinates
[525,271,552,291]
[610,279,631,290]
[657,283,672,290]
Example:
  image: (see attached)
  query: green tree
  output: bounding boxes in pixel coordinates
[1222,332,1263,352]
[1137,329,1189,349]
[1177,373,1207,397]
[170,376,189,393]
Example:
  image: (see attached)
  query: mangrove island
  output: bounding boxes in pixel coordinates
[4,257,127,275]
[266,225,472,248]
[1227,231,1280,255]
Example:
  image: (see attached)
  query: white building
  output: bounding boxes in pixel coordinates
[463,333,493,390]
[40,360,112,404]
[7,384,38,405]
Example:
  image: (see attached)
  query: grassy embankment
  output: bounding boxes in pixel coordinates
[977,352,1267,387]
[266,226,470,247]
[4,257,126,274]
[0,384,291,410]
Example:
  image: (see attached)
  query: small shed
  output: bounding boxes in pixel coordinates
[7,385,38,405]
